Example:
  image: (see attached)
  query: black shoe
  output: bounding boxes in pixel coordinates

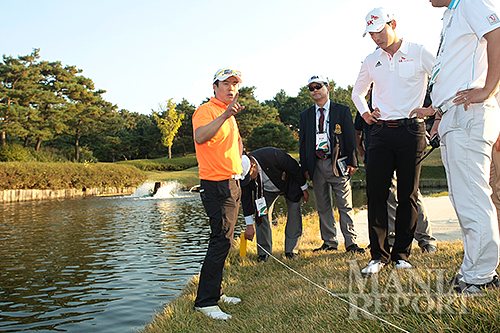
[285,253,298,260]
[449,273,462,286]
[257,255,269,263]
[454,275,500,295]
[346,244,366,254]
[313,243,338,252]
[421,244,438,254]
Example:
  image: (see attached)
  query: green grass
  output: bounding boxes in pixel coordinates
[421,147,444,167]
[145,166,200,189]
[139,213,499,333]
[117,154,198,171]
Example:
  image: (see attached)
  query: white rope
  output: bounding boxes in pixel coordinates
[255,243,410,333]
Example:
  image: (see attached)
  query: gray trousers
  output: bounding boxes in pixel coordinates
[387,175,437,247]
[256,190,302,255]
[312,158,357,248]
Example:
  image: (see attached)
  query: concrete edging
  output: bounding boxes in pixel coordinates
[0,187,137,203]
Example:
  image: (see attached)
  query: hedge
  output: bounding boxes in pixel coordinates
[0,162,147,190]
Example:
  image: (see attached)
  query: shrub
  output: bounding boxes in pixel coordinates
[0,144,70,163]
[0,143,35,162]
[0,162,147,190]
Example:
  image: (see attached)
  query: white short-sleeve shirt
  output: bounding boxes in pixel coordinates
[351,39,435,120]
[431,0,500,107]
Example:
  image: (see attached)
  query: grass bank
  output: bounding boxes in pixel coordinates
[140,212,498,333]
[117,155,198,172]
[144,166,200,190]
[141,147,446,189]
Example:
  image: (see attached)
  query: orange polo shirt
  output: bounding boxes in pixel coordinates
[192,97,242,181]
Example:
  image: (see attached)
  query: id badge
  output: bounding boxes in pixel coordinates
[316,133,328,151]
[255,197,268,217]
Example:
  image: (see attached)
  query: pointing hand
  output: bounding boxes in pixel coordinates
[225,92,245,118]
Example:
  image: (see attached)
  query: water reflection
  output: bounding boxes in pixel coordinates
[0,183,217,333]
[0,181,444,332]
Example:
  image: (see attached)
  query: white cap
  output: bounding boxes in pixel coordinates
[240,155,253,187]
[308,75,328,85]
[241,155,251,177]
[213,67,242,83]
[363,7,394,37]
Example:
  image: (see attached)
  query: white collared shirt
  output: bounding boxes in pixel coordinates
[315,99,330,134]
[430,0,500,107]
[352,39,435,120]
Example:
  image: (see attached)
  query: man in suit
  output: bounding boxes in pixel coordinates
[299,75,364,254]
[241,147,309,262]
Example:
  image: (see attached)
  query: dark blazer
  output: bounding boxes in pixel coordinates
[241,147,306,218]
[299,101,358,178]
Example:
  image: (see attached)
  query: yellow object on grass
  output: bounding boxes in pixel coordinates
[240,230,247,258]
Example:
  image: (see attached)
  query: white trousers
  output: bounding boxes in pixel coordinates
[439,100,500,284]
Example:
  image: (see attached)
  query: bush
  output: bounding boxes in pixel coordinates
[0,143,35,162]
[0,143,69,163]
[60,146,98,163]
[0,162,147,190]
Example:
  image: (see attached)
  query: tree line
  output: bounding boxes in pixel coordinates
[0,49,358,163]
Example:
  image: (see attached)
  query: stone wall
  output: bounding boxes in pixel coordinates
[0,187,137,203]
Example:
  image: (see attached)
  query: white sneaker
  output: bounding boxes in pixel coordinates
[395,260,412,269]
[195,305,232,320]
[220,294,241,305]
[361,260,385,275]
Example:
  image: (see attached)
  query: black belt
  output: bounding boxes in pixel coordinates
[376,118,424,128]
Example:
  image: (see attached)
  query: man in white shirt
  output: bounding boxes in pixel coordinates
[351,7,435,275]
[411,0,500,294]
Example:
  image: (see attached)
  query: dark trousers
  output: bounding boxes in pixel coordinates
[195,179,240,308]
[366,122,426,263]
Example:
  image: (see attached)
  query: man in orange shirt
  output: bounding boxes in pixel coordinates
[192,68,247,320]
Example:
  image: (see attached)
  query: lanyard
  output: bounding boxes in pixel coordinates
[430,0,461,86]
[256,167,264,198]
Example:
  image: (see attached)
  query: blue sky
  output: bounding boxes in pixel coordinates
[2,0,445,114]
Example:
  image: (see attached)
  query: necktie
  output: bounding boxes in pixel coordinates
[318,108,325,133]
[316,108,326,159]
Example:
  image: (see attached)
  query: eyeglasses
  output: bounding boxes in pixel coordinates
[308,83,325,92]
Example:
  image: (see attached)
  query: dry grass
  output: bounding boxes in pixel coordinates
[139,212,500,333]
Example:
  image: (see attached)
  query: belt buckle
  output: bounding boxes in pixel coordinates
[387,120,399,128]
[436,106,446,117]
[437,99,454,117]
